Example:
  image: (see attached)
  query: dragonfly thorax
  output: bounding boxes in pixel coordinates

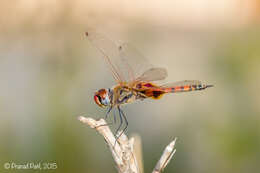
[94,88,112,108]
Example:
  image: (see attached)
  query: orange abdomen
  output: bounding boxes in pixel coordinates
[136,82,166,99]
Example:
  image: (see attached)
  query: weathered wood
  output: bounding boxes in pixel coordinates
[78,116,176,173]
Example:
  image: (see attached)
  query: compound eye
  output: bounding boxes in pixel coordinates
[94,94,103,107]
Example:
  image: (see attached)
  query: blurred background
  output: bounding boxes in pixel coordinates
[0,0,260,172]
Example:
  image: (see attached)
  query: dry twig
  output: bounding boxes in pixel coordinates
[152,138,177,173]
[78,116,176,173]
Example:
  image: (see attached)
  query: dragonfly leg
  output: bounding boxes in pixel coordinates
[121,109,128,134]
[115,106,123,137]
[117,108,128,140]
[114,106,124,147]
[97,106,113,127]
[113,108,117,124]
[105,106,113,119]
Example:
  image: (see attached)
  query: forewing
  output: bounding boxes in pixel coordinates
[86,31,167,84]
[118,42,154,82]
[85,31,125,83]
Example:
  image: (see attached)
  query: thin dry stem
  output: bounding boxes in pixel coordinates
[152,138,177,173]
[78,116,176,173]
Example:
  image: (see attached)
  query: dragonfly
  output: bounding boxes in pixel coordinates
[85,31,213,138]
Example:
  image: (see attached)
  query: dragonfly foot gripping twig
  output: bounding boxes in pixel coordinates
[78,116,177,173]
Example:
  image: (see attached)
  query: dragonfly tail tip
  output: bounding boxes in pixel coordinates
[206,84,214,88]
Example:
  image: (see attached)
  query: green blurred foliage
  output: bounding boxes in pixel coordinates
[0,1,260,173]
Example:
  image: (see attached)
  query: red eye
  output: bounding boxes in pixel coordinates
[94,94,104,107]
[94,95,100,105]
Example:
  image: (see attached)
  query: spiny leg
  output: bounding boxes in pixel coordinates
[113,108,117,124]
[115,106,123,137]
[117,108,128,140]
[105,106,113,119]
[114,107,129,145]
[113,106,124,147]
[121,109,128,134]
[98,106,113,127]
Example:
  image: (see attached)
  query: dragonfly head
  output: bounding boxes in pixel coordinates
[94,89,111,108]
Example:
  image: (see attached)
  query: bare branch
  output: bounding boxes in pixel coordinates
[78,116,139,173]
[131,134,144,173]
[78,116,177,173]
[152,138,177,173]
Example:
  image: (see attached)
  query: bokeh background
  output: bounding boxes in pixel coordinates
[1,0,260,173]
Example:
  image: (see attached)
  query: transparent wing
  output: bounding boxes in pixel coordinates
[85,31,124,83]
[86,30,167,84]
[118,42,152,82]
[136,67,168,82]
[162,80,202,87]
[118,43,168,83]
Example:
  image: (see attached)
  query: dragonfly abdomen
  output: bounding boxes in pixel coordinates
[140,89,165,99]
[168,84,213,93]
[136,82,213,100]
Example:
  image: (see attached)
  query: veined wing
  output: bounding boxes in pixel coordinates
[136,67,167,82]
[86,30,168,84]
[85,31,124,83]
[118,42,168,83]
